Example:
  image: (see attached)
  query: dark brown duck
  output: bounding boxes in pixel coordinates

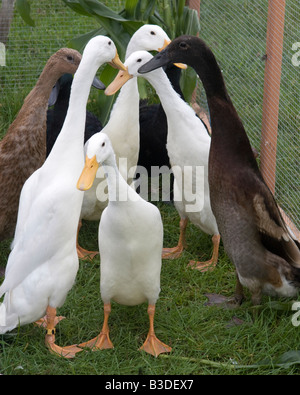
[138,35,300,305]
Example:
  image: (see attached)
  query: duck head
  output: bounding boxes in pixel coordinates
[104,51,158,95]
[138,35,210,74]
[77,133,113,191]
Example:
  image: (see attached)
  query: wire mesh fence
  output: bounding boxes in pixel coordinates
[0,0,299,232]
[198,0,299,234]
[0,0,99,89]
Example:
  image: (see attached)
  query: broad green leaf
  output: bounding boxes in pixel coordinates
[66,27,105,52]
[177,0,185,18]
[63,0,202,113]
[137,77,148,100]
[134,0,143,20]
[162,0,172,32]
[180,66,198,103]
[121,20,144,37]
[188,9,200,36]
[78,0,127,21]
[61,0,92,16]
[142,0,156,21]
[96,64,120,125]
[149,11,168,30]
[94,16,130,59]
[125,0,139,18]
[16,0,35,27]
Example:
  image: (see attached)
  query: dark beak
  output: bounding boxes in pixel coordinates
[92,76,106,90]
[48,76,105,108]
[138,50,171,74]
[48,80,60,107]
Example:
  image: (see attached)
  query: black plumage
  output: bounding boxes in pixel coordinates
[46,73,103,157]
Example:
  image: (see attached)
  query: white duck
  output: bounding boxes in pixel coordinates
[106,51,220,272]
[77,133,172,357]
[77,24,181,259]
[0,36,125,358]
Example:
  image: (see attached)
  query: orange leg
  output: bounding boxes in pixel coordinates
[35,314,65,328]
[140,304,172,357]
[162,218,188,259]
[77,220,99,260]
[188,234,220,272]
[44,306,82,359]
[79,303,114,350]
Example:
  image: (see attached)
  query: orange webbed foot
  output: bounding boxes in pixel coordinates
[188,259,217,272]
[45,333,83,359]
[140,333,172,357]
[162,245,184,259]
[79,332,114,350]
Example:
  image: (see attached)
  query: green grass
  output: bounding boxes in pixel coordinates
[0,0,300,376]
[1,202,300,375]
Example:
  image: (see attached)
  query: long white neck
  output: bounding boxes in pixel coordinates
[141,68,211,170]
[102,153,137,204]
[106,78,139,134]
[47,53,99,162]
[104,71,140,184]
[105,39,142,144]
[143,68,193,121]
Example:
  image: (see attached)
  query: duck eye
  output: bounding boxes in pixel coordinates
[102,142,105,147]
[67,55,74,62]
[150,31,155,35]
[179,42,188,49]
[108,41,112,46]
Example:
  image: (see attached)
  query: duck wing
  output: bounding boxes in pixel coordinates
[252,177,300,268]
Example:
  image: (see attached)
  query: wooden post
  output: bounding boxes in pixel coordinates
[260,1,300,241]
[0,0,16,44]
[186,0,200,17]
[260,0,286,194]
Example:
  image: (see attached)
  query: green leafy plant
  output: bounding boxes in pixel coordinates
[62,0,200,123]
[16,0,200,124]
[16,0,35,27]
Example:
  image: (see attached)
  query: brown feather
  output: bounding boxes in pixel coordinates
[0,48,82,240]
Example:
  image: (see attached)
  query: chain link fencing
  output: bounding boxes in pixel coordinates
[198,0,299,234]
[0,0,299,232]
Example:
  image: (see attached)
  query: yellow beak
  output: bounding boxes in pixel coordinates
[77,155,99,191]
[158,38,170,52]
[158,39,187,70]
[109,51,127,71]
[105,66,133,96]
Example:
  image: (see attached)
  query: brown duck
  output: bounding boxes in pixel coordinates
[138,35,300,305]
[0,48,82,242]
